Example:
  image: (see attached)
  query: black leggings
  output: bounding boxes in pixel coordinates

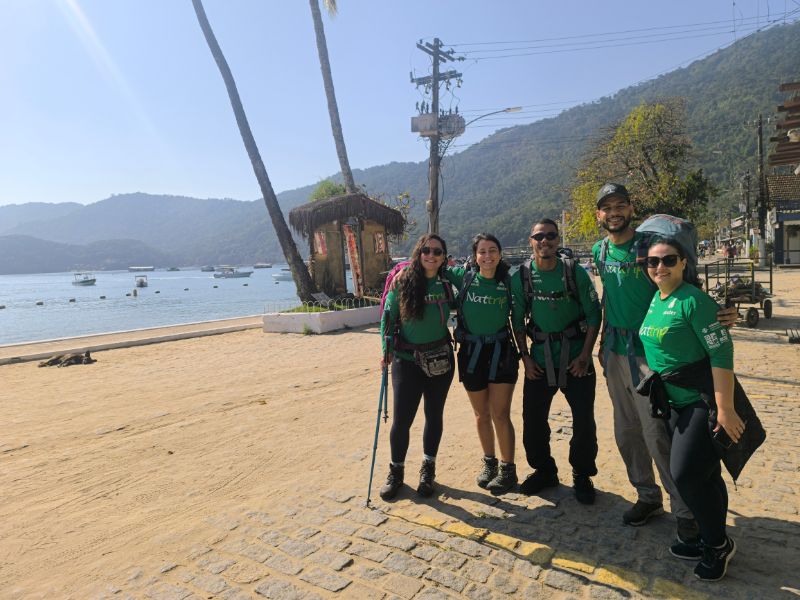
[668,401,728,547]
[389,356,454,464]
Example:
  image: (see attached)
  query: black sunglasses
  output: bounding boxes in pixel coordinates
[530,231,558,242]
[646,254,680,268]
[421,246,444,257]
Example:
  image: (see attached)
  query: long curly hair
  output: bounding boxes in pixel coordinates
[397,234,448,322]
[471,233,511,281]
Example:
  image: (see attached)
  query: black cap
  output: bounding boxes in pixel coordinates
[596,183,630,207]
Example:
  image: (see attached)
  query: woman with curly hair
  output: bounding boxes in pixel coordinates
[378,234,455,500]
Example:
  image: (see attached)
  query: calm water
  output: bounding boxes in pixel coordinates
[0,267,302,345]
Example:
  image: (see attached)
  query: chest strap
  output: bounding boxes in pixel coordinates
[530,322,585,388]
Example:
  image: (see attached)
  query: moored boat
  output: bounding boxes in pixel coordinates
[271,268,293,281]
[200,265,215,272]
[253,262,273,269]
[128,266,155,272]
[72,272,96,286]
[213,267,253,279]
[135,275,148,288]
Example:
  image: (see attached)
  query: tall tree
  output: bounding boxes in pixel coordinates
[191,0,317,301]
[309,0,357,194]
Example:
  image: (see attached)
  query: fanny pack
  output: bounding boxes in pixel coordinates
[414,345,453,377]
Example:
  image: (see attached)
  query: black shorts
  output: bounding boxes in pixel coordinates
[457,338,519,392]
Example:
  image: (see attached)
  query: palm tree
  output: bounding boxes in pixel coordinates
[191,0,317,302]
[309,0,357,193]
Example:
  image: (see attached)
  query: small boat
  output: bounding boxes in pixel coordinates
[167,267,180,272]
[135,275,148,288]
[200,265,215,272]
[253,262,273,269]
[128,266,155,272]
[72,272,96,286]
[271,268,294,281]
[213,267,253,279]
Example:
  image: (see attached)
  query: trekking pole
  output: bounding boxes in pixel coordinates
[366,337,390,508]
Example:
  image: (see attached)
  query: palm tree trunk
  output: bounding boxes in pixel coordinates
[309,0,357,194]
[191,0,317,302]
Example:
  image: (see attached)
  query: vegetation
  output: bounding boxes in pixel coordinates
[309,179,347,201]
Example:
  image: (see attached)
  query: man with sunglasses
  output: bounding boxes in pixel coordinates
[517,219,601,504]
[592,183,737,543]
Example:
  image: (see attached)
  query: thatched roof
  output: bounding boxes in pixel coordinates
[288,193,405,238]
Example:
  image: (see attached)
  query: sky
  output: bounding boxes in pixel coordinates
[1,0,798,208]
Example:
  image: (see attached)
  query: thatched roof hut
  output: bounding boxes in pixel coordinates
[288,193,404,238]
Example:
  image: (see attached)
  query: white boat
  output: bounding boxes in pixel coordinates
[128,266,155,272]
[135,275,148,288]
[271,268,293,281]
[72,272,96,286]
[213,267,253,279]
[200,265,215,272]
[253,262,273,269]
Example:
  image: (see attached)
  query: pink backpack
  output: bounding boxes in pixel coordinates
[379,260,411,314]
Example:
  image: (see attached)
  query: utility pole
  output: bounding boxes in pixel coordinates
[742,171,752,257]
[411,39,462,233]
[756,115,768,266]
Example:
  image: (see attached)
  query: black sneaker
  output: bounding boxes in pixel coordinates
[417,459,436,497]
[676,517,701,544]
[573,474,595,505]
[486,462,518,495]
[476,456,498,489]
[670,539,704,561]
[694,537,736,581]
[519,470,559,495]
[379,463,404,500]
[622,500,664,526]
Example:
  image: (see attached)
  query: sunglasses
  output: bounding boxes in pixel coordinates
[530,232,558,242]
[646,254,680,268]
[421,246,444,257]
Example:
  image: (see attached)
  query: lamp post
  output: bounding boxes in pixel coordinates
[427,106,522,233]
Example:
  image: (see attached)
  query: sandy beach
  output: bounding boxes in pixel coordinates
[1,270,799,599]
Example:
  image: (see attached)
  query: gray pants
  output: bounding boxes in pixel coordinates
[605,352,692,518]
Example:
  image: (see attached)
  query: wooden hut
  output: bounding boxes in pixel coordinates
[288,193,405,297]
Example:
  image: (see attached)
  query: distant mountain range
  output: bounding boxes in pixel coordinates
[2,21,798,273]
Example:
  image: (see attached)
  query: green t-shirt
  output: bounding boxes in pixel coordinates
[445,267,523,336]
[380,275,452,361]
[639,283,734,408]
[592,231,656,356]
[520,259,602,368]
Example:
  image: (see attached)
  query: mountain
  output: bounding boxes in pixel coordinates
[2,20,799,272]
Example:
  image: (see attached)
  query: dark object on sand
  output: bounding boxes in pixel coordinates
[38,351,97,368]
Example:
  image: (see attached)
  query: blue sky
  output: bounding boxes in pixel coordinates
[0,0,797,207]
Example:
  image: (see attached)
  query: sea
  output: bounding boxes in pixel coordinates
[0,266,304,346]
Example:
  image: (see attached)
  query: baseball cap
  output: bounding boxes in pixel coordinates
[596,183,630,207]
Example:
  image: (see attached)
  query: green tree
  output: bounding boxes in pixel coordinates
[309,179,347,201]
[191,0,317,301]
[309,0,357,194]
[567,99,716,241]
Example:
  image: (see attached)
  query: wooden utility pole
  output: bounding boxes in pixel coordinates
[411,39,462,234]
[756,115,768,266]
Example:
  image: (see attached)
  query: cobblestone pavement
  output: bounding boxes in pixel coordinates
[96,363,800,600]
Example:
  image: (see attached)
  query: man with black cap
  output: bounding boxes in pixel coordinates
[592,183,699,543]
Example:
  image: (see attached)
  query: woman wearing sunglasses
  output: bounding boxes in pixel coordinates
[638,239,743,582]
[446,233,525,494]
[378,234,456,500]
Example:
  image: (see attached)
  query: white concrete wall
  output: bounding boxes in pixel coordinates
[262,306,380,334]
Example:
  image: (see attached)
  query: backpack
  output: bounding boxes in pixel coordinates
[596,214,698,286]
[380,261,455,317]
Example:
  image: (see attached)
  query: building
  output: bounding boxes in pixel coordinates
[767,175,800,264]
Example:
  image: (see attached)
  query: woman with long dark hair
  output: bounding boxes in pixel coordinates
[378,234,455,500]
[446,233,524,494]
[638,238,743,581]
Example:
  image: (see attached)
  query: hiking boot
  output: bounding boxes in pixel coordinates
[417,459,436,498]
[486,462,518,495]
[694,537,736,581]
[670,539,704,561]
[677,517,701,544]
[622,500,664,526]
[476,456,498,489]
[519,469,559,496]
[379,463,404,501]
[573,474,595,505]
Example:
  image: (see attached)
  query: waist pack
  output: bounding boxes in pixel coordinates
[414,345,453,378]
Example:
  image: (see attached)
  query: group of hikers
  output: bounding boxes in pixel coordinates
[377,182,745,582]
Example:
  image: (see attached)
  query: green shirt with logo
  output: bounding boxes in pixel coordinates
[592,231,656,356]
[445,267,523,335]
[380,274,452,361]
[521,259,602,368]
[639,283,734,408]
